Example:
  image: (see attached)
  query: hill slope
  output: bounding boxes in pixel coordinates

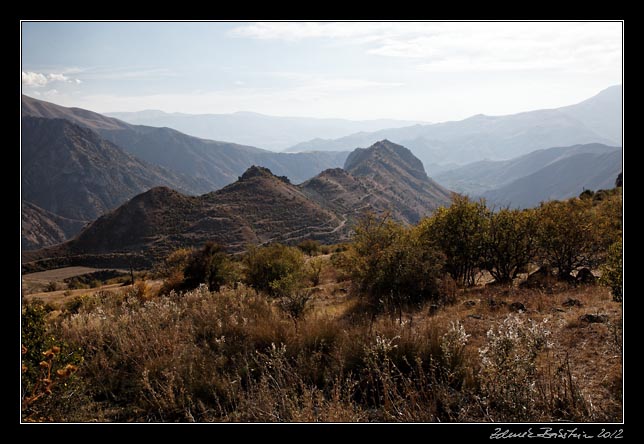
[302,140,451,224]
[22,95,349,189]
[21,201,87,250]
[23,141,452,270]
[24,167,346,269]
[21,116,198,222]
[435,143,621,195]
[481,149,622,208]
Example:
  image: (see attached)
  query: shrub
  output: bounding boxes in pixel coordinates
[45,281,59,292]
[308,257,324,287]
[477,315,552,420]
[21,301,84,421]
[183,242,235,292]
[297,239,320,256]
[535,199,603,279]
[482,208,538,284]
[244,243,305,297]
[417,195,489,286]
[600,239,622,302]
[347,214,445,313]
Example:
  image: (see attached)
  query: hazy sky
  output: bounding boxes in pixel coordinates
[21,21,622,122]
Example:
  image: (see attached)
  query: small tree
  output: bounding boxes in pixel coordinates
[348,213,445,314]
[297,239,320,257]
[243,243,305,297]
[417,195,489,286]
[183,242,234,291]
[482,208,538,284]
[535,199,601,280]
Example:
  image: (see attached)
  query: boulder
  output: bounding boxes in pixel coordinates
[562,298,583,308]
[579,314,608,324]
[576,268,596,284]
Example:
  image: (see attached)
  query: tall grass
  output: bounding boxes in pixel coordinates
[18,282,606,422]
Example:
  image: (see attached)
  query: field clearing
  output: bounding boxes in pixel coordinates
[22,266,128,283]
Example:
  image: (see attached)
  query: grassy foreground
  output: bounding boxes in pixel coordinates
[21,257,622,423]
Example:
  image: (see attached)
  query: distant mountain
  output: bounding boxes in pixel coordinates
[22,95,349,189]
[558,85,622,145]
[106,109,425,151]
[21,116,199,222]
[481,148,622,209]
[303,140,451,224]
[434,143,621,196]
[285,85,622,172]
[22,201,86,250]
[23,141,452,270]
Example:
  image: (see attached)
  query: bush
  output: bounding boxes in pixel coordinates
[482,208,538,284]
[347,214,445,313]
[535,199,602,280]
[601,239,622,301]
[21,301,84,421]
[297,239,320,257]
[417,195,489,286]
[183,242,235,292]
[244,243,305,297]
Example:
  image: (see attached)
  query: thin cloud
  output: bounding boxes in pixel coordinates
[230,22,622,74]
[22,71,81,87]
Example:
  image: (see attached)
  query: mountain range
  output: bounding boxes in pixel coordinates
[435,143,621,199]
[285,85,622,174]
[21,85,621,259]
[480,148,622,209]
[21,95,351,249]
[105,109,425,152]
[22,140,452,271]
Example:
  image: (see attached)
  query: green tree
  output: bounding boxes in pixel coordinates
[183,242,234,291]
[535,199,601,280]
[243,243,305,297]
[482,208,538,284]
[348,214,445,313]
[417,195,489,286]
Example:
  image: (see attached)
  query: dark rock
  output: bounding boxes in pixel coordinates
[579,314,608,323]
[520,265,556,289]
[509,302,527,313]
[576,268,596,284]
[562,298,583,308]
[463,300,477,307]
[488,299,506,309]
[468,314,482,320]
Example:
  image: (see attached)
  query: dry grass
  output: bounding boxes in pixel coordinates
[21,266,622,422]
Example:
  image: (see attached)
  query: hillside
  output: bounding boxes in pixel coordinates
[481,149,622,208]
[23,167,346,269]
[23,140,451,270]
[21,116,198,222]
[21,201,87,250]
[303,140,451,224]
[285,85,621,172]
[435,143,621,196]
[106,109,425,151]
[22,95,349,189]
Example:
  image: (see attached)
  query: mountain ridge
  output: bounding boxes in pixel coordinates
[23,140,452,270]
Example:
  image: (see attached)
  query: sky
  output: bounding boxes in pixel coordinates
[21,21,622,123]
